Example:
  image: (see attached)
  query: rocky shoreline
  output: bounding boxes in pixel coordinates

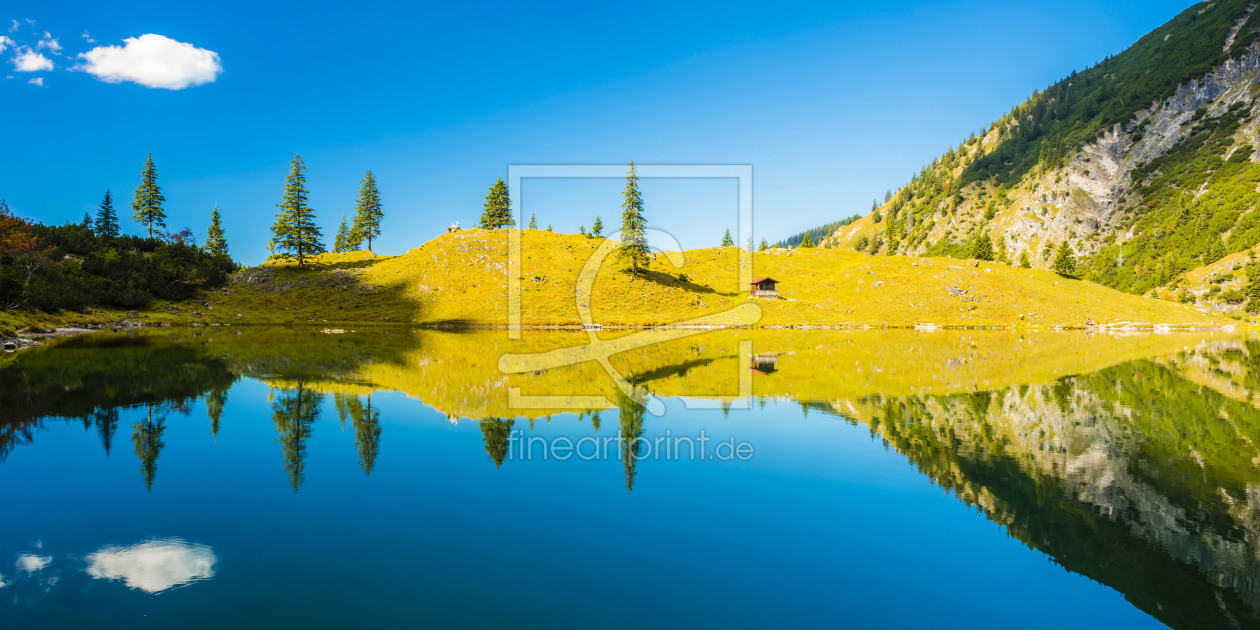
[1,320,179,352]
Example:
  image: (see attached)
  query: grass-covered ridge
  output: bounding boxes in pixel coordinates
[144,229,1227,328]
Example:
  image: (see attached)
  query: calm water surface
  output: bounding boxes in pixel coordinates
[1,327,1256,629]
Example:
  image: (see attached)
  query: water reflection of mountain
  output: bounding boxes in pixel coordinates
[823,345,1260,630]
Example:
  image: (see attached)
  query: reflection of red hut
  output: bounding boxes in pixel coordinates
[750,354,779,375]
[749,277,779,298]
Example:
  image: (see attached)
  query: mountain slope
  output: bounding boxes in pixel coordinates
[825,0,1260,315]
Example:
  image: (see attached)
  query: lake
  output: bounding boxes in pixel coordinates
[0,326,1256,629]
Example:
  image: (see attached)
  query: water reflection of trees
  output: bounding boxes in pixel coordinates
[0,328,409,490]
[271,382,322,493]
[335,392,382,475]
[132,404,166,493]
[479,418,514,469]
[616,391,646,492]
[0,334,237,462]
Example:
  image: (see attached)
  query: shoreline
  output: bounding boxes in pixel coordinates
[2,317,1242,352]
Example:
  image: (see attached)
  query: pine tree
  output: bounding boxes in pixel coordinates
[94,189,119,238]
[617,161,649,273]
[478,178,513,229]
[351,170,384,251]
[801,230,813,248]
[82,212,93,229]
[131,153,166,239]
[972,232,994,261]
[1052,240,1077,275]
[591,215,603,237]
[270,155,325,267]
[1019,249,1032,268]
[528,213,538,229]
[205,204,229,257]
[546,223,553,232]
[720,228,734,247]
[759,238,769,251]
[334,215,353,253]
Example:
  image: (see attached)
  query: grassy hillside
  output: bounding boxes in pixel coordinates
[113,229,1230,329]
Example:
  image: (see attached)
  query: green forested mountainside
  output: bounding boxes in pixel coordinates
[822,0,1260,316]
[963,0,1260,187]
[775,215,858,249]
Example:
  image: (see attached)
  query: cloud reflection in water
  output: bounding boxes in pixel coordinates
[84,538,217,594]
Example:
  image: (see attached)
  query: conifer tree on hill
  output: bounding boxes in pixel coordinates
[95,189,120,238]
[591,215,604,237]
[351,170,383,251]
[270,155,325,267]
[131,153,166,239]
[972,232,994,261]
[720,228,733,247]
[205,205,229,257]
[1052,240,1077,276]
[617,160,649,273]
[800,230,813,248]
[528,213,538,230]
[479,178,513,229]
[334,215,354,253]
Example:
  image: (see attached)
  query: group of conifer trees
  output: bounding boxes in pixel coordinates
[270,155,384,266]
[81,153,230,258]
[475,162,650,273]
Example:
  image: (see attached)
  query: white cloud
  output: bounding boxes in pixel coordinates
[0,570,7,588]
[85,539,216,593]
[78,34,221,90]
[8,20,18,33]
[0,35,11,54]
[82,30,95,44]
[28,76,43,86]
[37,32,60,52]
[13,49,52,72]
[16,554,51,573]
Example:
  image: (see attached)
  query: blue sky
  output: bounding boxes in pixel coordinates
[2,0,1193,264]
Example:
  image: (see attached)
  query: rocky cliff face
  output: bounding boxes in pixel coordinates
[972,44,1260,266]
